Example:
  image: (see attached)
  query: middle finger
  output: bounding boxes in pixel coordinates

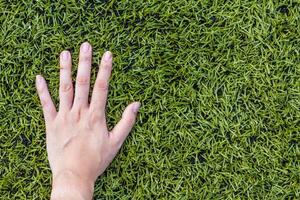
[73,42,92,109]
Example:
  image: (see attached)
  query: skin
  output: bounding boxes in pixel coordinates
[36,42,140,200]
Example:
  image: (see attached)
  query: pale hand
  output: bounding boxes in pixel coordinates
[36,42,140,200]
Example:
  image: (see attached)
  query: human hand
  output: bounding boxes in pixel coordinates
[36,42,140,200]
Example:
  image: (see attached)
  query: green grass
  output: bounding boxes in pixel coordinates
[1,0,300,199]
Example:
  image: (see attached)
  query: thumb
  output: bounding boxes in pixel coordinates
[109,102,141,148]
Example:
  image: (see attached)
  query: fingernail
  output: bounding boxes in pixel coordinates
[103,51,112,61]
[132,102,141,113]
[36,75,43,87]
[81,42,90,53]
[36,75,42,82]
[61,51,69,60]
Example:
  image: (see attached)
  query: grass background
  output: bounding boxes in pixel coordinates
[1,0,299,199]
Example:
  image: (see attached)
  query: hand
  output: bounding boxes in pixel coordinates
[36,42,140,200]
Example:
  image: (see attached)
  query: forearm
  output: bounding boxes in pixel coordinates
[51,170,94,200]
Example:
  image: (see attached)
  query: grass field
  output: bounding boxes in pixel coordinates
[1,0,300,199]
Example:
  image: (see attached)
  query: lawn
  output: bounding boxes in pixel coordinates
[0,0,299,199]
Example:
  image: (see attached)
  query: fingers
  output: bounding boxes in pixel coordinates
[36,75,57,123]
[90,51,112,112]
[110,102,141,148]
[73,42,92,109]
[59,51,73,111]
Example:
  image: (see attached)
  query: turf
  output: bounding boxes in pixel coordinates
[1,0,300,199]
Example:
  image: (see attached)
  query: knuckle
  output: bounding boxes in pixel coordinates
[95,79,108,91]
[89,111,103,124]
[122,113,135,124]
[110,136,122,150]
[60,83,72,92]
[80,54,91,62]
[102,62,112,70]
[123,116,135,127]
[77,76,89,86]
[125,117,135,126]
[71,109,81,123]
[41,98,49,107]
[57,112,69,124]
[59,65,69,70]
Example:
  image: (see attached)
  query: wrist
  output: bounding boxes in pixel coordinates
[51,170,94,200]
